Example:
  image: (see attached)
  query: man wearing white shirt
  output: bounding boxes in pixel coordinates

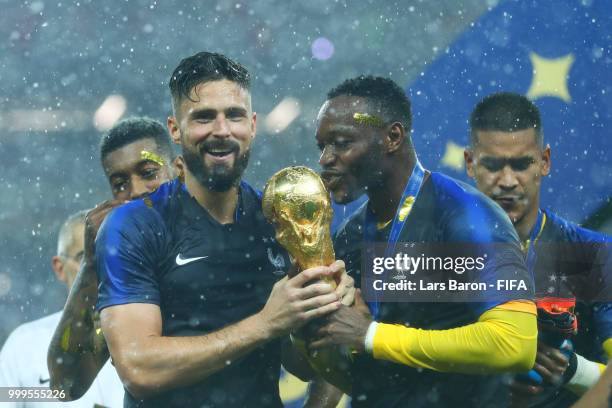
[0,210,123,407]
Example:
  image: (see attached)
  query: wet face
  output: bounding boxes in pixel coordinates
[103,138,173,201]
[315,97,379,204]
[466,128,550,226]
[169,79,255,192]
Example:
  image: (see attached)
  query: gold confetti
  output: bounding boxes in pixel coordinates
[141,150,165,166]
[398,196,415,222]
[353,112,385,127]
[377,219,392,230]
[376,196,415,230]
[60,326,71,352]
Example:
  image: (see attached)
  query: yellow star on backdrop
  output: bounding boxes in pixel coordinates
[440,140,465,171]
[526,52,574,103]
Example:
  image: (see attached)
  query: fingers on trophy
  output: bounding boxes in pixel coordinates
[263,166,352,394]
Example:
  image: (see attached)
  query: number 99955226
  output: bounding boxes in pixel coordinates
[2,387,65,402]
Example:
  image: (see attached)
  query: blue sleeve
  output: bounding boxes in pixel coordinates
[591,242,612,341]
[437,178,533,317]
[584,229,612,303]
[593,302,612,343]
[96,202,166,311]
[562,221,612,303]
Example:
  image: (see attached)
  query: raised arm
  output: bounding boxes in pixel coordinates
[48,200,122,400]
[101,268,341,398]
[311,293,537,374]
[367,302,537,373]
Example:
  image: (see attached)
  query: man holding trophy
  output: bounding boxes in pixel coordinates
[262,166,355,400]
[94,52,352,407]
[308,76,539,407]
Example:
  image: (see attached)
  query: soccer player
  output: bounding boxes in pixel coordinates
[48,117,176,399]
[311,75,538,407]
[99,117,176,202]
[464,92,612,407]
[0,210,124,407]
[95,52,350,407]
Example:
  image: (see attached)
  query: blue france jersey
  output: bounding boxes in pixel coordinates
[96,179,289,408]
[334,172,532,408]
[521,211,612,408]
[534,210,612,356]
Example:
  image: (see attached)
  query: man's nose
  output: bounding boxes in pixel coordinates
[211,115,231,138]
[319,145,335,167]
[498,166,519,190]
[129,176,152,200]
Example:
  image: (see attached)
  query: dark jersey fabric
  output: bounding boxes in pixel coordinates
[527,210,612,408]
[334,172,533,408]
[96,179,289,408]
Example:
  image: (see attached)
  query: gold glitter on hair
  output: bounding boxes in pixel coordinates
[141,150,165,166]
[353,112,385,127]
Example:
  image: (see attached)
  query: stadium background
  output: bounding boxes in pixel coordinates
[0,0,609,406]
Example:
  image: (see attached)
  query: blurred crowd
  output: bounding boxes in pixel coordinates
[0,0,489,343]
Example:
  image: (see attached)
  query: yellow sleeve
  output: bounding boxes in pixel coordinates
[372,301,537,374]
[598,363,607,374]
[594,341,609,384]
[603,338,612,360]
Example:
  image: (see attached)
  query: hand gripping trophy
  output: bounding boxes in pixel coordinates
[263,166,352,393]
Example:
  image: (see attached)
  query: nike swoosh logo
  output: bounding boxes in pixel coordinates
[176,254,208,266]
[39,376,50,384]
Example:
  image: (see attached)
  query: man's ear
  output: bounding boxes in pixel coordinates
[251,112,257,140]
[465,149,476,178]
[167,116,181,145]
[173,156,185,182]
[541,144,551,177]
[385,122,405,153]
[51,256,67,284]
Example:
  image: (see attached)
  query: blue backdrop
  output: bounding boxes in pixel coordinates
[409,0,611,223]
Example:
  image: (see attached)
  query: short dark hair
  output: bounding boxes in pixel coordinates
[470,92,542,146]
[169,52,251,111]
[100,117,173,163]
[327,75,412,131]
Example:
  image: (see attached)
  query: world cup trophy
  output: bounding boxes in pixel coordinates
[262,166,352,393]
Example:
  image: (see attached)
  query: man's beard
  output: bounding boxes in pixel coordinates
[182,138,250,192]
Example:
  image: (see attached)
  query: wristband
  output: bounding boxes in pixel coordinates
[565,353,602,395]
[364,321,378,354]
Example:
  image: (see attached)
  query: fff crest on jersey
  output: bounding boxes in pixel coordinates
[267,247,286,270]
